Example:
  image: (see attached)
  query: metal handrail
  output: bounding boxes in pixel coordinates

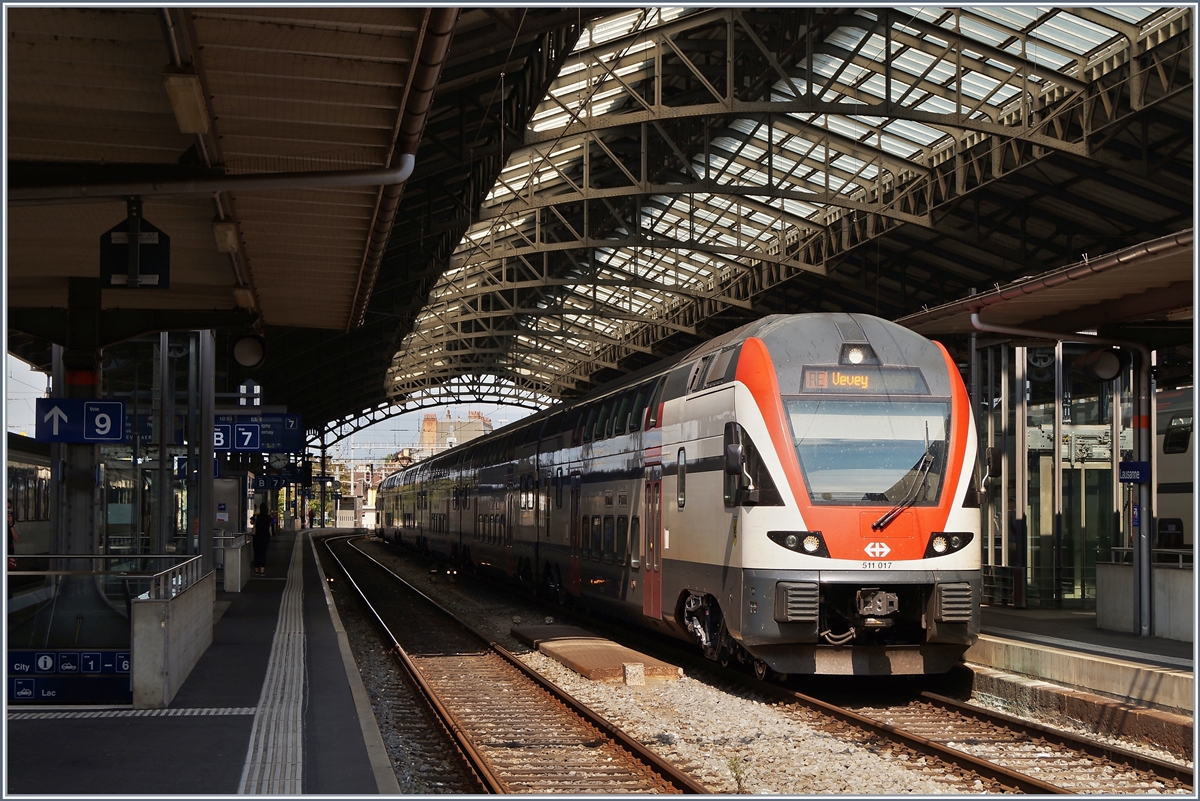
[7,554,207,599]
[147,555,204,600]
[1108,547,1193,567]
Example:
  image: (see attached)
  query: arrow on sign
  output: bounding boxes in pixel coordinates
[43,406,68,435]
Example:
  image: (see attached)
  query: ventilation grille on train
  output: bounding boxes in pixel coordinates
[775,582,819,623]
[835,320,866,342]
[936,583,973,623]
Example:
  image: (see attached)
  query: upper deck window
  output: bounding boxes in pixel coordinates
[1163,414,1193,454]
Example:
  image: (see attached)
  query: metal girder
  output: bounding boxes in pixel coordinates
[387,6,1191,412]
[9,307,258,349]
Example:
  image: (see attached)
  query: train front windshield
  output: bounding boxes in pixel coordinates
[785,399,951,505]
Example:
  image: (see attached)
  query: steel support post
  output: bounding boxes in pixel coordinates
[320,441,327,528]
[199,330,216,573]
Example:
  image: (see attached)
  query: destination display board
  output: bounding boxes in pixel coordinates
[800,366,929,395]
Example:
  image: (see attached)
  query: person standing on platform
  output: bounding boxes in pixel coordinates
[8,502,19,561]
[252,501,273,577]
[7,502,19,590]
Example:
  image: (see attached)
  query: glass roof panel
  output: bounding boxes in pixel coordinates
[1101,6,1159,24]
[393,5,1172,404]
[1035,12,1122,53]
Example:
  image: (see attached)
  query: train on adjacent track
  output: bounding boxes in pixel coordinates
[377,314,981,677]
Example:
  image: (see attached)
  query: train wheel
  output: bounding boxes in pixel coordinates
[753,659,769,681]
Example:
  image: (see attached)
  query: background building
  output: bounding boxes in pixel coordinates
[417,410,493,461]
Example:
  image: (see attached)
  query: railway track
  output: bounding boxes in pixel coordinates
[345,536,1192,794]
[322,535,707,794]
[622,614,1193,794]
[844,692,1193,794]
[608,615,1193,794]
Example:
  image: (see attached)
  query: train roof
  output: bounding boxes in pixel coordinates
[7,431,51,465]
[382,313,946,478]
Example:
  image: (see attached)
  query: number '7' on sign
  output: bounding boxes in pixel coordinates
[233,423,261,451]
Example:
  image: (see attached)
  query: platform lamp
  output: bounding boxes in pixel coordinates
[1076,348,1124,381]
[232,335,266,370]
[163,71,210,134]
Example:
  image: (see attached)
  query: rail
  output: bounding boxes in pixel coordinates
[144,555,205,600]
[212,533,246,570]
[325,535,707,794]
[1108,547,1193,567]
[981,564,1026,607]
[7,554,208,600]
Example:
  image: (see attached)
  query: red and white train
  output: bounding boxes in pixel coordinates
[377,313,980,676]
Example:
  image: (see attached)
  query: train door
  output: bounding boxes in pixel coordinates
[530,469,543,582]
[643,467,662,620]
[568,474,581,595]
[506,488,515,577]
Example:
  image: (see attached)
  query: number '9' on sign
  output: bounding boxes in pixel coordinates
[84,402,125,442]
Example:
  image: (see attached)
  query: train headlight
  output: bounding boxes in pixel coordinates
[768,530,829,558]
[838,344,878,365]
[923,531,974,558]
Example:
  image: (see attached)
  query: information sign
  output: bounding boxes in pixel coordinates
[9,650,131,704]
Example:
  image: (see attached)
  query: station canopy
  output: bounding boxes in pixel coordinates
[5,7,1191,441]
[383,5,1192,428]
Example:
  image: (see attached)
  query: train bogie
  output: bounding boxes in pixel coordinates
[378,314,982,676]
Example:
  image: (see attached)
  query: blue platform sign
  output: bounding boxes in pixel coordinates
[233,422,261,451]
[35,398,126,443]
[254,475,290,490]
[9,650,131,704]
[1119,461,1150,484]
[214,414,303,453]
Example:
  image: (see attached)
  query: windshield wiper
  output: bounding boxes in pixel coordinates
[872,422,936,532]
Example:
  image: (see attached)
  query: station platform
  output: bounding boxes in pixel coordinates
[979,605,1193,671]
[5,529,398,795]
[970,605,1193,758]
